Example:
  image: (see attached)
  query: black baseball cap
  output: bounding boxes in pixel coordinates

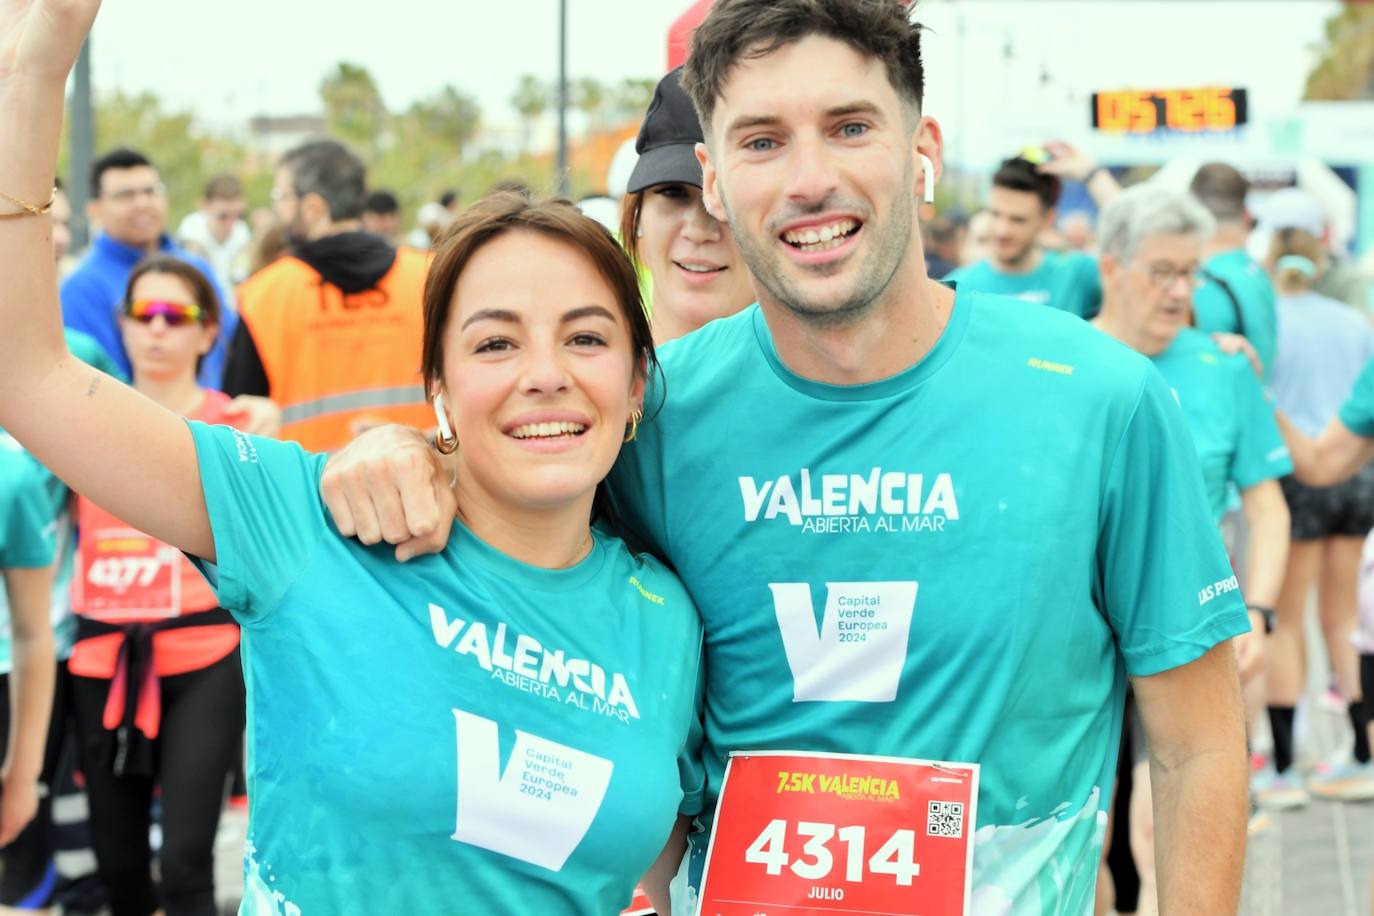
[626,67,704,194]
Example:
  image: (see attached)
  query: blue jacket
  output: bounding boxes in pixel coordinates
[59,233,238,390]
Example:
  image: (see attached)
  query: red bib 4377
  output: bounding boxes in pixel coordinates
[72,519,182,621]
[699,751,978,915]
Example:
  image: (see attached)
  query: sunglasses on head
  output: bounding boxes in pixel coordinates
[124,300,205,326]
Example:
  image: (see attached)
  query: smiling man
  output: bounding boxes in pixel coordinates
[320,0,1251,909]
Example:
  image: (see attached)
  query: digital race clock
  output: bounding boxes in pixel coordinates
[1090,87,1248,135]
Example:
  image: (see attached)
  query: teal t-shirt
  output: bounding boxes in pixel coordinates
[0,444,57,671]
[1338,356,1374,437]
[608,293,1248,912]
[1149,328,1292,520]
[1193,249,1279,381]
[944,249,1102,318]
[186,423,705,915]
[0,329,125,673]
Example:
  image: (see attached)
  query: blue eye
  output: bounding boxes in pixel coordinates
[840,122,868,138]
[747,137,777,152]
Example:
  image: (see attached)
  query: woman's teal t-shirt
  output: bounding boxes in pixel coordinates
[186,422,704,915]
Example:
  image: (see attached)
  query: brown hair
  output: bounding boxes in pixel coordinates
[1189,163,1249,223]
[202,173,244,202]
[123,254,222,326]
[619,190,647,271]
[421,191,657,398]
[682,0,926,133]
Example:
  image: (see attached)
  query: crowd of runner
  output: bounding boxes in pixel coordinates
[0,0,1371,914]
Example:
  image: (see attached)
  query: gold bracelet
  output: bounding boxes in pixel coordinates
[0,187,57,220]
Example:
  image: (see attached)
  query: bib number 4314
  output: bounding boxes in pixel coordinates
[747,819,922,885]
[698,751,978,915]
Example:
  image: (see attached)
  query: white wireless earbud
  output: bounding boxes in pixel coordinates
[920,154,936,204]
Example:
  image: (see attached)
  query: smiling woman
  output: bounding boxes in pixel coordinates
[620,67,756,344]
[0,4,703,913]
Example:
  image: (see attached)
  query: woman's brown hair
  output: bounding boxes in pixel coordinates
[619,190,647,272]
[123,254,222,326]
[420,190,657,398]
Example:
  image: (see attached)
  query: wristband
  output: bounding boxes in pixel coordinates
[1246,604,1275,634]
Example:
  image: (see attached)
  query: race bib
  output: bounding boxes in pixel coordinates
[699,751,978,915]
[72,524,181,621]
[621,886,653,915]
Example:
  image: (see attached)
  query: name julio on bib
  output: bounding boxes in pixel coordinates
[739,469,960,534]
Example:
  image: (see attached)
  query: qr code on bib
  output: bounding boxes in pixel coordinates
[927,800,965,838]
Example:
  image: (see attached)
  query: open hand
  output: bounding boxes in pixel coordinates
[0,0,102,85]
[1036,139,1098,184]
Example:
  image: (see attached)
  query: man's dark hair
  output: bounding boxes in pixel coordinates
[439,189,460,209]
[91,148,154,198]
[202,173,244,202]
[992,157,1061,212]
[365,190,401,216]
[682,0,925,132]
[1189,162,1249,223]
[279,139,367,221]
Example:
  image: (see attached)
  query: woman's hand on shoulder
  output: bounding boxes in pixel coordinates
[320,424,456,561]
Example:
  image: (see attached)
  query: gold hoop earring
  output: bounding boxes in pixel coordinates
[433,393,459,454]
[624,408,643,443]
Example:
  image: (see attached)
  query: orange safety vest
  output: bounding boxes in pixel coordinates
[236,247,433,452]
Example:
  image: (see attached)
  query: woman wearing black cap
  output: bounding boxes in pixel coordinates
[620,67,755,344]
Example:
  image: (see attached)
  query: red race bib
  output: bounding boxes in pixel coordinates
[72,511,182,621]
[698,751,978,915]
[620,885,654,915]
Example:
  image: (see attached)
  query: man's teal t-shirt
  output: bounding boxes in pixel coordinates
[944,249,1101,318]
[1193,249,1279,381]
[1338,356,1374,437]
[186,423,705,915]
[608,292,1247,912]
[1149,327,1292,520]
[0,329,124,673]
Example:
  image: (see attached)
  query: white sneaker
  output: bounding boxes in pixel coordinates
[1253,765,1310,810]
[1307,760,1374,802]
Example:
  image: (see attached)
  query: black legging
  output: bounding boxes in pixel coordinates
[71,647,245,916]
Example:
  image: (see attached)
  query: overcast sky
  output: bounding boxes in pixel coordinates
[88,0,1338,163]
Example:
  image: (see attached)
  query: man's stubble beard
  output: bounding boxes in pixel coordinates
[717,167,916,331]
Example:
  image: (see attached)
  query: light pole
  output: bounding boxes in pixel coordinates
[556,0,569,195]
[69,37,94,253]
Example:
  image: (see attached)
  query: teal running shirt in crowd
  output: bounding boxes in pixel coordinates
[1148,327,1292,520]
[186,424,704,915]
[1194,249,1279,381]
[608,291,1248,912]
[0,444,57,668]
[944,249,1101,318]
[1338,356,1374,437]
[0,329,121,673]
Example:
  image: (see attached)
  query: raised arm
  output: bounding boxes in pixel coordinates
[0,0,213,560]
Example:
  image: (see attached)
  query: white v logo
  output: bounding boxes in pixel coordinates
[770,582,918,702]
[451,709,613,871]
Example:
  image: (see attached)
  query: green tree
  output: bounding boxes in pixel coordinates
[320,62,387,157]
[1304,3,1374,100]
[573,77,607,130]
[61,89,263,227]
[609,77,656,124]
[511,74,549,151]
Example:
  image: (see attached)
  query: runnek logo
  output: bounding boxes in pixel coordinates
[771,581,918,702]
[739,469,958,533]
